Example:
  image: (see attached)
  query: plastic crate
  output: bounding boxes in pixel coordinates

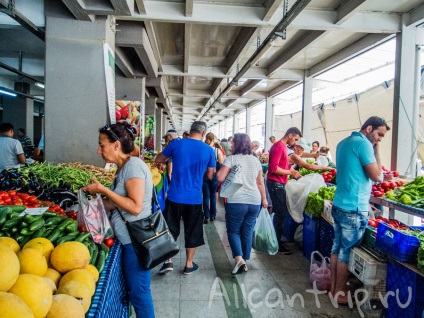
[348,247,387,286]
[375,222,421,262]
[385,260,424,318]
[283,213,301,242]
[86,241,129,318]
[318,214,335,258]
[361,226,387,261]
[303,213,320,260]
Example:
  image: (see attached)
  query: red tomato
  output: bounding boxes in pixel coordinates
[28,196,37,203]
[373,191,383,197]
[104,238,114,248]
[368,219,378,228]
[3,197,11,205]
[387,224,396,229]
[20,193,29,200]
[8,190,16,196]
[393,171,399,177]
[0,199,4,205]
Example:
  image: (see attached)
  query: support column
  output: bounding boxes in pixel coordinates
[45,13,115,165]
[140,77,146,149]
[392,21,419,178]
[3,96,34,143]
[155,108,163,151]
[233,112,239,134]
[302,73,313,143]
[224,117,229,139]
[246,107,252,136]
[145,97,157,151]
[265,96,274,152]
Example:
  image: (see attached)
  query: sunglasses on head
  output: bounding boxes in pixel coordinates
[100,124,120,141]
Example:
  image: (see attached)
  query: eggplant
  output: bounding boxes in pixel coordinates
[0,179,12,190]
[58,198,74,209]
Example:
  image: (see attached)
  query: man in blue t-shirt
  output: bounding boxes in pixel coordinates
[330,116,389,305]
[155,121,215,275]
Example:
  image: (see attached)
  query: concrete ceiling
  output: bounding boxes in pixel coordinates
[0,0,424,132]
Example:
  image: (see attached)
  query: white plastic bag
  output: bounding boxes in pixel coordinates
[309,250,331,291]
[78,190,113,243]
[220,164,243,198]
[252,208,279,255]
[285,174,326,223]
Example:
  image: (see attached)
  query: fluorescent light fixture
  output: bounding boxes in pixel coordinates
[0,89,17,97]
[35,83,45,89]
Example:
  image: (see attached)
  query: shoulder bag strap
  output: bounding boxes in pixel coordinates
[152,187,160,212]
[113,178,128,224]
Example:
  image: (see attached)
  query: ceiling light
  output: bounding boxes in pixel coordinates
[0,89,17,97]
[35,83,45,89]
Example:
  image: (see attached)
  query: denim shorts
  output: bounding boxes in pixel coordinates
[331,205,368,264]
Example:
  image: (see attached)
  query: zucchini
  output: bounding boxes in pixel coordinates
[95,250,106,274]
[90,242,99,265]
[75,232,91,243]
[55,232,79,245]
[29,219,45,232]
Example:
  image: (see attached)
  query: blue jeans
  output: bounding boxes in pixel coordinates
[202,175,218,220]
[122,243,155,318]
[225,203,261,260]
[331,205,368,264]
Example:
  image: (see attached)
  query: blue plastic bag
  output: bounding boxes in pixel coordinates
[252,208,279,255]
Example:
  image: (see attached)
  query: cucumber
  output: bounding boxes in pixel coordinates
[55,232,79,245]
[31,227,48,239]
[65,220,78,233]
[0,206,12,214]
[95,250,106,274]
[2,217,22,229]
[1,206,27,213]
[82,240,90,249]
[0,232,4,237]
[75,232,91,243]
[8,212,20,220]
[20,221,29,229]
[42,211,57,218]
[90,243,99,265]
[45,216,66,226]
[19,235,32,248]
[46,229,61,243]
[57,219,73,232]
[24,214,44,224]
[0,213,8,226]
[100,242,110,255]
[29,219,45,232]
[15,235,25,243]
[20,227,37,236]
[10,226,19,234]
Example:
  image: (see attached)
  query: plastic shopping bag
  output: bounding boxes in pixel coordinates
[285,174,326,223]
[252,208,279,255]
[78,190,113,243]
[309,251,331,291]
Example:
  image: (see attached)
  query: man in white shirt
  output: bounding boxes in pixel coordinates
[0,123,26,170]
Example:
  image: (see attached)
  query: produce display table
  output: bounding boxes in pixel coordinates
[86,241,129,318]
[369,196,424,218]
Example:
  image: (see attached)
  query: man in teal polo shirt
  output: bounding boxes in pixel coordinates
[330,116,390,304]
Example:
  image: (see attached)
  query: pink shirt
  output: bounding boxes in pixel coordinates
[267,141,291,184]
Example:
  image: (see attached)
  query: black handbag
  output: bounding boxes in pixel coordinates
[116,187,179,270]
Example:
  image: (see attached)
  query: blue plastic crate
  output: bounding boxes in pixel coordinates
[303,213,320,260]
[283,213,301,242]
[385,260,424,318]
[87,241,129,318]
[318,215,334,258]
[375,222,421,262]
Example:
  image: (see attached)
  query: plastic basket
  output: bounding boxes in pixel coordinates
[283,213,301,243]
[348,247,387,286]
[318,214,335,258]
[361,226,387,261]
[385,260,424,318]
[375,222,421,262]
[86,241,129,318]
[302,213,320,260]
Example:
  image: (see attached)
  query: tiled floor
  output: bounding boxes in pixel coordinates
[147,199,373,318]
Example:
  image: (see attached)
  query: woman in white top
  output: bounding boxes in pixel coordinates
[217,133,268,275]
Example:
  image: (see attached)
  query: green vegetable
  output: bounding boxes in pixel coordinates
[75,232,91,243]
[96,250,106,274]
[29,219,45,232]
[90,242,99,265]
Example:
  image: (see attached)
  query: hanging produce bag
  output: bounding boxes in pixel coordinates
[77,190,113,243]
[252,208,279,255]
[309,251,331,291]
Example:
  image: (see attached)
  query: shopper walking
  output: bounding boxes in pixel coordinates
[267,127,302,254]
[82,122,155,318]
[155,121,215,275]
[203,132,224,224]
[0,123,26,171]
[217,133,268,275]
[330,116,389,305]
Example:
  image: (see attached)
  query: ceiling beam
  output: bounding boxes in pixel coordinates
[114,47,135,78]
[308,33,394,77]
[269,81,299,97]
[241,80,263,97]
[144,21,164,72]
[186,0,194,17]
[225,91,266,100]
[110,0,133,15]
[134,0,146,14]
[407,2,424,27]
[225,27,258,69]
[268,30,325,75]
[59,0,95,21]
[119,4,400,33]
[263,0,285,21]
[335,0,366,25]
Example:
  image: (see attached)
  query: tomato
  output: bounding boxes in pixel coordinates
[373,191,383,197]
[393,171,399,177]
[8,190,16,196]
[20,193,29,200]
[3,197,11,205]
[28,196,37,203]
[368,219,378,228]
[104,238,115,248]
[389,219,400,227]
[376,216,389,223]
[0,199,4,205]
[387,224,396,229]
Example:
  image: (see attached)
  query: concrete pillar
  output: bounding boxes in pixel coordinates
[3,96,34,143]
[145,97,157,151]
[392,21,419,178]
[265,96,274,152]
[246,107,252,136]
[155,108,163,151]
[233,113,239,134]
[45,15,115,165]
[302,73,313,143]
[140,77,146,149]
